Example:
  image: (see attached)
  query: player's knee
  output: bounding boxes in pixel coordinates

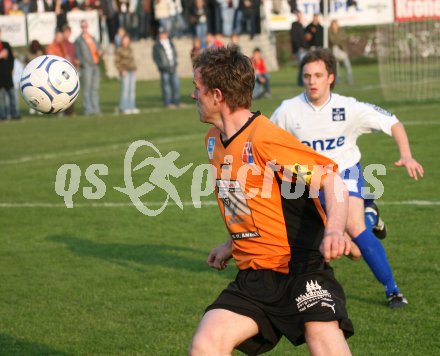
[189,331,228,356]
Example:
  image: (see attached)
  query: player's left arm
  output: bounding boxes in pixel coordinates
[391,122,425,180]
[319,171,351,262]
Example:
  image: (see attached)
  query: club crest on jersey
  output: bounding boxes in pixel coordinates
[242,142,254,164]
[207,137,216,159]
[332,108,346,121]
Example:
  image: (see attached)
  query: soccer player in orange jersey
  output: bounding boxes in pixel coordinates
[188,46,353,356]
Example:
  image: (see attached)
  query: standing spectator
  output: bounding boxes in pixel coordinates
[9,1,24,15]
[74,19,102,116]
[19,0,33,14]
[0,29,20,120]
[62,25,79,67]
[29,0,53,13]
[305,13,323,49]
[115,34,139,114]
[128,0,140,41]
[152,27,179,108]
[58,0,79,31]
[100,0,119,43]
[46,30,68,58]
[290,10,308,86]
[329,19,353,85]
[206,0,222,35]
[169,0,186,38]
[25,39,45,64]
[251,47,270,99]
[189,0,208,48]
[117,0,130,30]
[154,0,171,33]
[114,26,127,47]
[220,0,236,36]
[62,24,78,116]
[242,0,259,39]
[190,36,202,63]
[139,0,152,39]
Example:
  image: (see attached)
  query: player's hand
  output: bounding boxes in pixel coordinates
[207,243,233,270]
[319,231,351,262]
[394,157,424,181]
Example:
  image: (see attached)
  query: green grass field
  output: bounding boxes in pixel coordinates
[0,63,439,355]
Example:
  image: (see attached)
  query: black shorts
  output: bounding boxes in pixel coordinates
[205,258,354,355]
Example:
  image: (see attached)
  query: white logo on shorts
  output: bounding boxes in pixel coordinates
[295,280,335,313]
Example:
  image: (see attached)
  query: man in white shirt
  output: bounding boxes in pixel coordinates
[271,48,424,308]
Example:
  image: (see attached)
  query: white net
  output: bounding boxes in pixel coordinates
[376,20,440,102]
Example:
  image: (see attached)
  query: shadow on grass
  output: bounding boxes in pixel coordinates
[47,235,233,277]
[0,334,69,356]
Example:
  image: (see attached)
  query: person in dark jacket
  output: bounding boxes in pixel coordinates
[290,10,308,86]
[305,13,323,49]
[0,29,20,120]
[152,27,180,108]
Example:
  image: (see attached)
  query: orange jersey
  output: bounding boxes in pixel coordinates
[205,112,338,274]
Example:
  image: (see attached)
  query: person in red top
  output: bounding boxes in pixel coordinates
[189,46,354,356]
[46,30,68,58]
[251,47,270,99]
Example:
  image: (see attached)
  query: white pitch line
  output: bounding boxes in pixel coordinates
[0,200,439,209]
[401,120,440,126]
[0,133,202,166]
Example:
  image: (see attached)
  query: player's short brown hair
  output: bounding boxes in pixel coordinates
[193,45,255,112]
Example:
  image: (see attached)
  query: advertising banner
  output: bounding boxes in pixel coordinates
[27,12,57,45]
[395,0,440,22]
[0,15,27,46]
[264,0,394,30]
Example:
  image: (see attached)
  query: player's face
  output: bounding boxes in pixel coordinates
[192,68,217,124]
[303,60,334,106]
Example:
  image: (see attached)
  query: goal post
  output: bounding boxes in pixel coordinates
[376,20,440,102]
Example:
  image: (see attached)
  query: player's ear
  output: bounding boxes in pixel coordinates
[329,73,335,86]
[213,88,224,102]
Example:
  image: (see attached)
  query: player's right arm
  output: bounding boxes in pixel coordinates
[207,237,233,270]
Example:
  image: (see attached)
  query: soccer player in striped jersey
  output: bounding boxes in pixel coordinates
[270,48,424,308]
[189,46,353,356]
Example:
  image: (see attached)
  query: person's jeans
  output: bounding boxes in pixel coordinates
[119,70,136,112]
[160,70,180,107]
[332,45,354,85]
[0,87,19,119]
[296,48,307,86]
[195,22,208,47]
[81,64,101,115]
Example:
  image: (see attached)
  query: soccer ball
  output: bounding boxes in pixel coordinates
[20,55,80,114]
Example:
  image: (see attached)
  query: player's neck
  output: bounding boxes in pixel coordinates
[305,92,332,110]
[219,108,253,141]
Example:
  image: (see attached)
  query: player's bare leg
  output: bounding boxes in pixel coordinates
[305,321,351,356]
[346,232,362,260]
[189,309,259,355]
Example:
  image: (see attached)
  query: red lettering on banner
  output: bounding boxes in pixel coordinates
[395,0,440,22]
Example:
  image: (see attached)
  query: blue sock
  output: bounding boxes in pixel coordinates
[353,229,400,297]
